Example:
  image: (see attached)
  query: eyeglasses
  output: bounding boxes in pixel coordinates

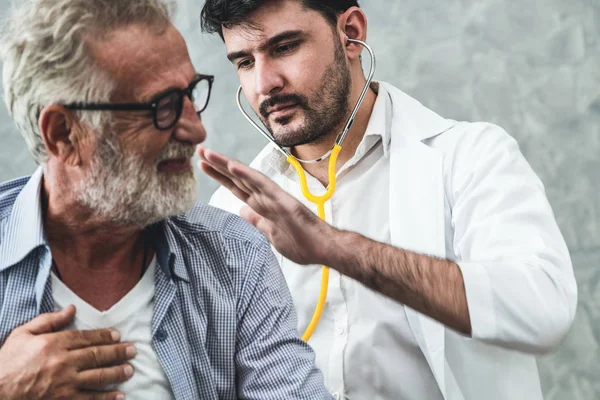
[64,74,214,130]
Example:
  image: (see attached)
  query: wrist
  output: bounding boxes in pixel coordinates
[321,228,363,275]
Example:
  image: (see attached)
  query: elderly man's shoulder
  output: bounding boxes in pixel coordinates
[163,202,272,287]
[165,200,267,250]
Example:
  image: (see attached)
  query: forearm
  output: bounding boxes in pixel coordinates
[325,229,472,335]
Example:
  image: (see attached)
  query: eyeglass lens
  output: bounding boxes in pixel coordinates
[155,78,210,129]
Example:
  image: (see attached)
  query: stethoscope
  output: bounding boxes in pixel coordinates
[236,37,376,341]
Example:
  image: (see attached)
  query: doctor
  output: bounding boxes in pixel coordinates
[198,1,578,399]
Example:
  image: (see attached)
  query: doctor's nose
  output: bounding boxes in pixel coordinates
[254,60,284,96]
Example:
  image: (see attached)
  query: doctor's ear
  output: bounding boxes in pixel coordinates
[337,6,368,60]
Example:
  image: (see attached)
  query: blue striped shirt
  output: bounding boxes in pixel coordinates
[0,168,331,399]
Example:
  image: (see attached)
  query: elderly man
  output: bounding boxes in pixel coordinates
[0,1,331,399]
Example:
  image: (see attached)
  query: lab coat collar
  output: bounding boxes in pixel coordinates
[378,81,456,144]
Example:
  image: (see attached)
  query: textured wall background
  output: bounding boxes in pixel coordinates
[1,0,598,398]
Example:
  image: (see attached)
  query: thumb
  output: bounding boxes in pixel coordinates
[240,206,263,229]
[241,206,276,245]
[23,305,76,335]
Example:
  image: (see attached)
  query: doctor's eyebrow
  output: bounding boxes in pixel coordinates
[227,30,307,62]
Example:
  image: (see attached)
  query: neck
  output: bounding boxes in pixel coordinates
[42,168,155,311]
[42,171,145,271]
[291,74,377,186]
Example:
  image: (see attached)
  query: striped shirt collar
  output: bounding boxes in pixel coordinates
[0,167,46,272]
[0,167,185,281]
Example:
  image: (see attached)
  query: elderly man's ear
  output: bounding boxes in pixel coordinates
[39,105,83,166]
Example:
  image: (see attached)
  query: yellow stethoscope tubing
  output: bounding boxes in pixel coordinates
[286,144,342,341]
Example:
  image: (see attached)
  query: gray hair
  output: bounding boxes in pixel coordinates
[0,0,177,164]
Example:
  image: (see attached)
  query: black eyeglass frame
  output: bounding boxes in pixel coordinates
[64,74,214,130]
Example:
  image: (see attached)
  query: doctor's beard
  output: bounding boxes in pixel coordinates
[259,35,352,148]
[75,133,197,227]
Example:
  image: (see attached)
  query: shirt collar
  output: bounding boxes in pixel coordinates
[267,81,393,175]
[0,167,187,282]
[0,167,47,272]
[147,221,189,283]
[363,82,392,156]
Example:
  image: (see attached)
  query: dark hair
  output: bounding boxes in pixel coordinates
[200,0,359,38]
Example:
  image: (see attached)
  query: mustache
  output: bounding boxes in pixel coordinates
[259,93,309,119]
[156,140,195,164]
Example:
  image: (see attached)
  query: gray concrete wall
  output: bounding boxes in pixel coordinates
[1,1,598,398]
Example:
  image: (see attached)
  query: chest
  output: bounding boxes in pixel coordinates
[286,140,392,240]
[52,269,175,399]
[1,251,245,400]
[57,272,143,311]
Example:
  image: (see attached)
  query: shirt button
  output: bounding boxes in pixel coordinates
[155,329,168,342]
[333,393,340,400]
[335,326,345,336]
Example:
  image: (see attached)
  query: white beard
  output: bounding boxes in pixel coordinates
[76,134,197,227]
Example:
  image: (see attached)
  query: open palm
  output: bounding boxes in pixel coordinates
[197,146,333,266]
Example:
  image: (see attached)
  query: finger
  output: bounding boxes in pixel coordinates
[198,147,234,173]
[198,146,230,166]
[199,157,251,194]
[77,364,134,390]
[196,144,208,160]
[199,150,253,194]
[200,161,250,202]
[240,205,264,228]
[72,343,136,370]
[242,185,321,231]
[201,147,295,214]
[201,146,291,201]
[241,205,281,241]
[76,391,125,400]
[228,160,281,198]
[22,305,76,335]
[59,329,122,350]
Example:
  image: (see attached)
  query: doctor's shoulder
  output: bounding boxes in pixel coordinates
[426,120,527,173]
[426,120,520,157]
[423,120,544,208]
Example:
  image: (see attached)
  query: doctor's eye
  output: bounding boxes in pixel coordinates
[275,42,299,54]
[237,59,254,70]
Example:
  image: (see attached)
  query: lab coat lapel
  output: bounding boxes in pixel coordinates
[389,137,447,395]
[384,82,455,397]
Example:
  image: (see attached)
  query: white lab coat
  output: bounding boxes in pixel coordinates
[209,82,578,400]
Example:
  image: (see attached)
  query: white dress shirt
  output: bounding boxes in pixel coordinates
[281,85,442,399]
[210,82,577,400]
[52,258,175,400]
[215,85,443,399]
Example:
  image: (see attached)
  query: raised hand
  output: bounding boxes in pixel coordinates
[198,146,336,266]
